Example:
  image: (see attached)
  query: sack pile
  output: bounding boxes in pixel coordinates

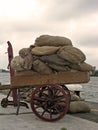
[10,34,94,110]
[68,100,91,113]
[11,34,95,74]
[68,91,91,113]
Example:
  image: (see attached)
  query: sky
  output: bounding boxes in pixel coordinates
[0,0,98,70]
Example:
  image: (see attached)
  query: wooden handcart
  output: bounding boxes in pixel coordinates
[0,42,90,122]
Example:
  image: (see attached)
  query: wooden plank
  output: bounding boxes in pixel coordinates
[11,72,90,88]
[0,84,11,90]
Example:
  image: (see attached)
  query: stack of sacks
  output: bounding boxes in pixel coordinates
[10,34,95,102]
[11,47,37,75]
[31,35,94,73]
[11,34,95,75]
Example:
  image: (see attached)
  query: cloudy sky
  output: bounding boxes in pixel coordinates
[0,0,98,69]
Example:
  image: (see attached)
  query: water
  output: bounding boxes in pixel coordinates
[0,73,98,103]
[81,77,98,103]
[0,72,10,85]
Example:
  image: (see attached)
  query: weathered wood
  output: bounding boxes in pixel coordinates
[11,72,90,87]
[0,72,90,90]
[0,84,11,90]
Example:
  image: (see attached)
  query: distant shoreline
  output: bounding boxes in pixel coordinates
[91,70,98,77]
[0,69,9,73]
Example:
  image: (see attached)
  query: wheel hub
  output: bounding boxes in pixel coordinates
[47,100,54,107]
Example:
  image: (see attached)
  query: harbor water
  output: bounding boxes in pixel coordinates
[0,72,98,103]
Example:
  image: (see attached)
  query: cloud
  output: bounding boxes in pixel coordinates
[43,0,98,21]
[0,0,98,69]
[76,33,98,47]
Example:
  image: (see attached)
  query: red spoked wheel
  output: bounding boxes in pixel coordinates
[30,84,69,122]
[1,98,8,108]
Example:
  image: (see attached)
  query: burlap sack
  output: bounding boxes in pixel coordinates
[70,62,95,72]
[70,92,81,101]
[31,46,60,56]
[78,62,95,71]
[23,54,33,70]
[57,46,86,64]
[48,63,71,72]
[39,54,70,66]
[18,48,33,70]
[32,59,53,74]
[69,101,91,113]
[19,48,31,58]
[34,35,72,46]
[11,56,25,71]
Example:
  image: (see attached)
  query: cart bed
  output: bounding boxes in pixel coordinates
[12,71,89,87]
[0,72,90,90]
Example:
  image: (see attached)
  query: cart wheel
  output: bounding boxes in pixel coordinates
[1,98,8,108]
[30,84,69,122]
[61,85,71,103]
